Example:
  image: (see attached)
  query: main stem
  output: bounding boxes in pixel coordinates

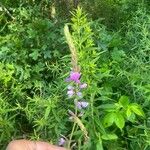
[67,100,78,149]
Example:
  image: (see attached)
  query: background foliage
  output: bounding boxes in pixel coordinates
[0,0,150,149]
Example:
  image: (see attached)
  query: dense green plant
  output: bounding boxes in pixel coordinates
[0,1,68,148]
[0,1,67,100]
[0,1,149,149]
[118,6,150,149]
[59,7,145,149]
[0,95,16,148]
[79,0,149,29]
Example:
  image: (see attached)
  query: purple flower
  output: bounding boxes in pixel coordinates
[76,92,83,98]
[67,85,74,90]
[76,101,89,109]
[80,83,87,89]
[67,71,81,83]
[81,101,89,108]
[67,90,74,97]
[58,137,65,146]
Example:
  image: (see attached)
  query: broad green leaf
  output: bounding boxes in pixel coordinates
[102,133,118,140]
[99,104,116,110]
[126,107,132,118]
[103,112,115,127]
[115,112,125,130]
[119,96,129,108]
[127,113,136,123]
[130,103,144,117]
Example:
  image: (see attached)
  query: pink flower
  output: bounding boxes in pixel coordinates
[67,71,81,83]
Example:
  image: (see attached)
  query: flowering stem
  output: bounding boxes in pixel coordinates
[67,100,78,149]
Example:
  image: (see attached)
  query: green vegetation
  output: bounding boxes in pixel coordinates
[0,0,150,149]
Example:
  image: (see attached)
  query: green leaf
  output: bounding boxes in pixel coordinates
[115,112,125,130]
[111,48,125,62]
[43,50,51,59]
[29,50,40,60]
[103,112,115,127]
[44,106,51,120]
[99,104,116,110]
[102,133,118,140]
[96,133,104,150]
[126,107,132,118]
[130,103,144,117]
[119,96,129,108]
[96,142,103,150]
[127,113,136,123]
